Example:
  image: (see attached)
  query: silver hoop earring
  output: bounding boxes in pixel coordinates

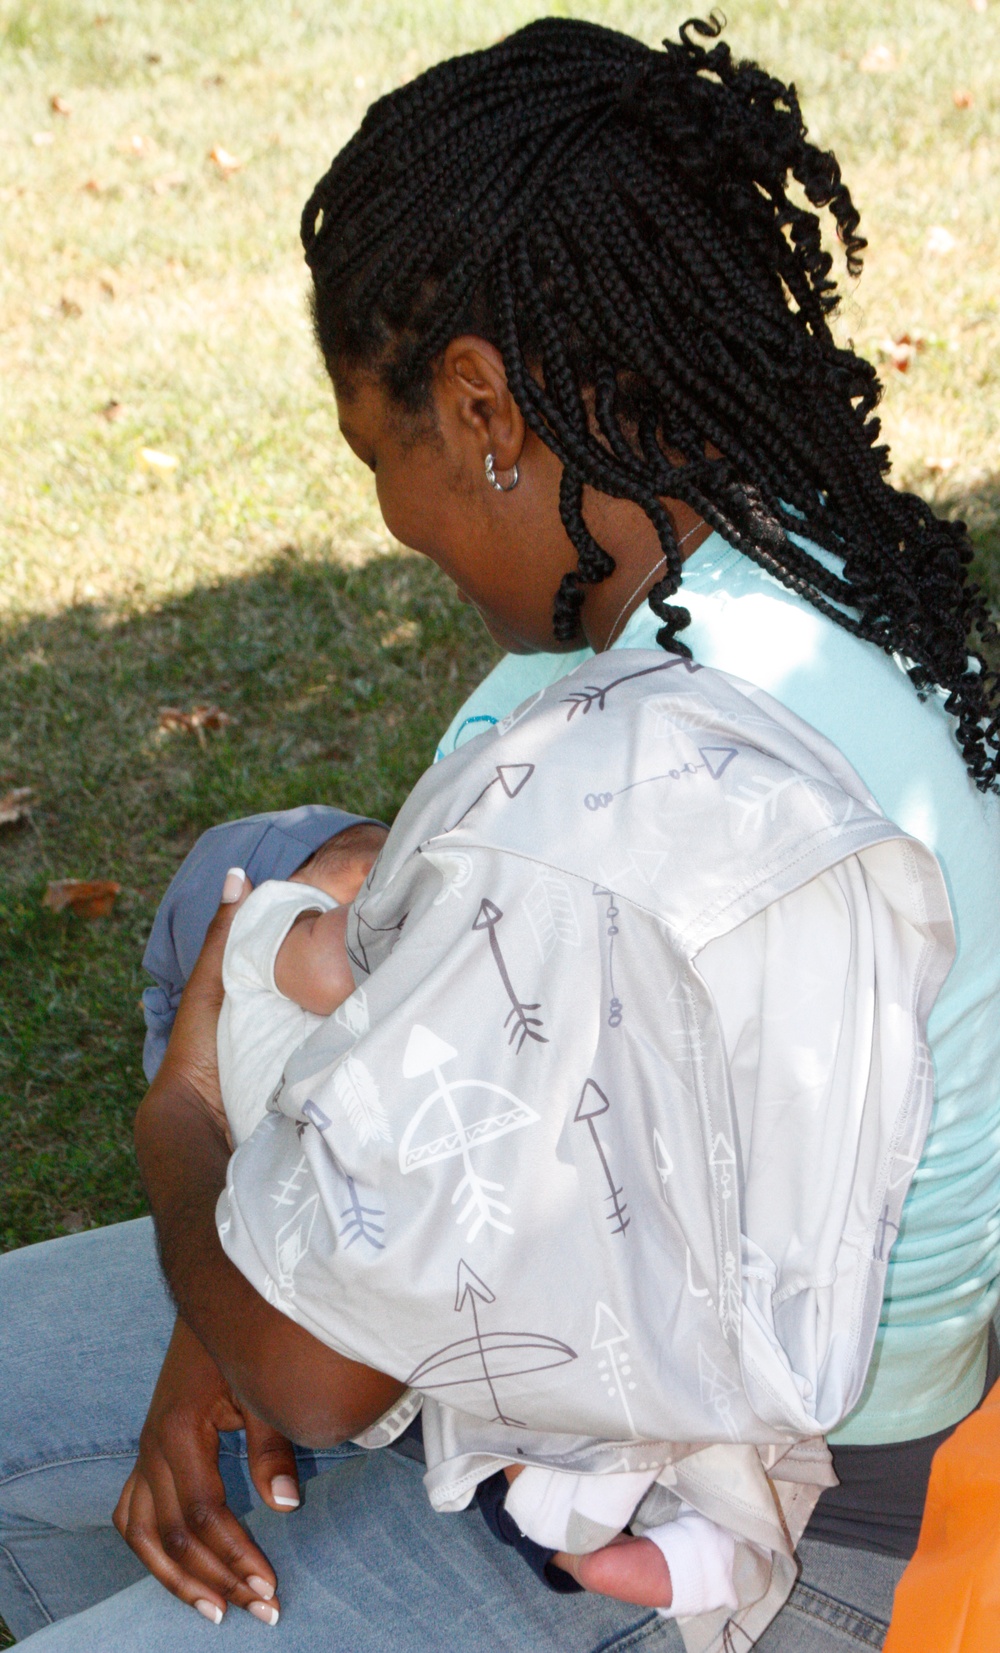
[485,452,519,493]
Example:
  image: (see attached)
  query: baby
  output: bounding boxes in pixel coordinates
[217,828,743,1623]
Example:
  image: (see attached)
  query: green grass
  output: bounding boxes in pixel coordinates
[0,0,998,1644]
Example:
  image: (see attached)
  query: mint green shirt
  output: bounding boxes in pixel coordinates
[436,533,1000,1445]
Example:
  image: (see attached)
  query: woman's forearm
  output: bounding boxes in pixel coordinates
[135,1078,404,1447]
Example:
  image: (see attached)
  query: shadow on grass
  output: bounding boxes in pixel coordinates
[0,545,499,1254]
[2,492,999,1259]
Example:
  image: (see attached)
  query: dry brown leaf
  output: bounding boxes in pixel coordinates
[82,178,102,194]
[0,786,33,826]
[50,94,72,116]
[953,88,975,109]
[158,704,236,744]
[101,398,125,421]
[877,333,926,373]
[859,44,896,72]
[60,293,82,318]
[43,878,121,917]
[924,456,959,476]
[208,143,242,176]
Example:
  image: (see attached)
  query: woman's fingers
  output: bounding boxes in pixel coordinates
[117,1460,281,1625]
[245,1413,301,1513]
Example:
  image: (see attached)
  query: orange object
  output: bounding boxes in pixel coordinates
[884,1376,1000,1652]
[42,879,121,918]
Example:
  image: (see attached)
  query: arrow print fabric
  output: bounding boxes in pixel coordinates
[218,648,955,1605]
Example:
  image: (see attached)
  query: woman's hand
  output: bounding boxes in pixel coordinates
[114,1316,300,1627]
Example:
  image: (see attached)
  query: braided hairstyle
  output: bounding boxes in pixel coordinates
[302,14,1000,788]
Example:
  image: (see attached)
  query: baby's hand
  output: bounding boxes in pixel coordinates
[274,905,355,1016]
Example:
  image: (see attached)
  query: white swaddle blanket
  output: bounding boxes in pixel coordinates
[217,654,954,1652]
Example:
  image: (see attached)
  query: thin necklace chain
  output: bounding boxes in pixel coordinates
[603,522,702,650]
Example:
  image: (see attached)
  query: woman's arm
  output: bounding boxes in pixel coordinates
[135,872,404,1448]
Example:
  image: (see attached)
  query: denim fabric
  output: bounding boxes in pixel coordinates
[0,1220,905,1650]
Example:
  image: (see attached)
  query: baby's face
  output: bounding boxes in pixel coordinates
[290,822,388,905]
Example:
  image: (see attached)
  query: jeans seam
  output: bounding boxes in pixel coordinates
[0,1444,352,1491]
[786,1579,889,1649]
[0,1537,54,1627]
[0,1449,141,1490]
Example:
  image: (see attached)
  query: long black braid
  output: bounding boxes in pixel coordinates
[302,14,1000,789]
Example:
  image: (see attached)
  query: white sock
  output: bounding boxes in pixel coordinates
[645,1504,739,1620]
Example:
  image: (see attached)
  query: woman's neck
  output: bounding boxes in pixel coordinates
[579,494,713,654]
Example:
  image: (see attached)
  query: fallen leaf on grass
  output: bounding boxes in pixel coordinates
[60,293,82,318]
[158,704,236,746]
[877,333,926,372]
[43,879,121,917]
[119,132,153,156]
[924,456,959,475]
[208,144,242,176]
[953,89,975,109]
[0,786,33,826]
[926,226,957,255]
[137,446,178,471]
[859,44,896,72]
[49,94,72,116]
[82,178,103,194]
[101,398,125,421]
[61,1211,87,1233]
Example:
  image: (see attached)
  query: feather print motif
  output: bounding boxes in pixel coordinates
[333,1056,393,1146]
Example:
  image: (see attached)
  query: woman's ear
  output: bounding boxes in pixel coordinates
[436,335,525,473]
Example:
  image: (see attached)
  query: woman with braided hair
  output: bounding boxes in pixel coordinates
[2,16,999,1653]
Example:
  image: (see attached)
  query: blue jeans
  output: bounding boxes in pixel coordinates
[0,1220,906,1650]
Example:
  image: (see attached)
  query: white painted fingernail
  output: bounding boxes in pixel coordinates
[221,867,246,903]
[248,1600,279,1625]
[247,1575,275,1601]
[195,1599,223,1624]
[270,1475,299,1508]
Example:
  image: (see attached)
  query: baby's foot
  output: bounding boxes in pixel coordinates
[552,1533,673,1608]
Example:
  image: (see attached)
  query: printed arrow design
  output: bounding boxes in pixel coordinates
[583,746,740,812]
[592,1302,637,1438]
[593,886,623,1027]
[562,658,702,721]
[404,1258,577,1428]
[301,1100,385,1251]
[447,763,535,830]
[575,1080,629,1237]
[398,1025,540,1240]
[473,898,547,1052]
[347,904,407,977]
[652,1128,673,1199]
